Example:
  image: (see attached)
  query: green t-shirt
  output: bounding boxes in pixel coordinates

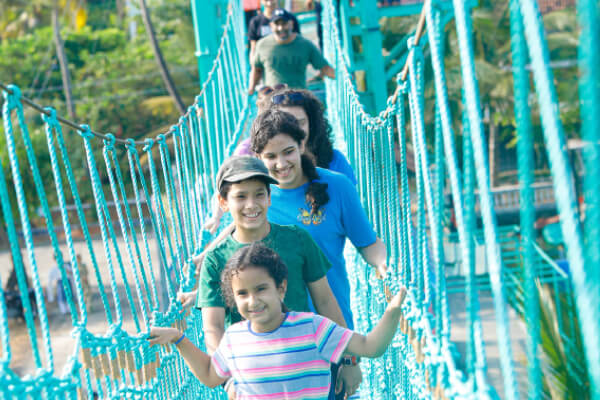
[195,223,331,327]
[254,34,328,89]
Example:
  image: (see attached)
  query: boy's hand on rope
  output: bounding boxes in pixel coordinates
[147,326,182,346]
[178,290,198,310]
[204,199,225,234]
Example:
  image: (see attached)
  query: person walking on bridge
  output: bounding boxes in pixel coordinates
[248,8,335,95]
[247,0,301,62]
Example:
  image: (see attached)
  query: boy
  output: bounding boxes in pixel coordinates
[195,156,346,352]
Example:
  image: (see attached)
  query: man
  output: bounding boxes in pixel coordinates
[247,0,301,61]
[248,8,335,94]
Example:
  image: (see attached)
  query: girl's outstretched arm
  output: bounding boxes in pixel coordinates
[344,287,407,358]
[148,327,226,388]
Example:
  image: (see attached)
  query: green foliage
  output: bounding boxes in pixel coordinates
[380,3,580,180]
[0,0,199,227]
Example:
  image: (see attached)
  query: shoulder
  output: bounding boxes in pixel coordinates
[284,311,318,328]
[329,150,357,184]
[270,222,306,240]
[204,238,236,268]
[316,167,354,189]
[256,34,274,49]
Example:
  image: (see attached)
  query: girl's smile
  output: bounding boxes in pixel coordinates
[231,266,287,333]
[258,133,308,189]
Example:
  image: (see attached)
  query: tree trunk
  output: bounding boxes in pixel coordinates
[486,105,497,188]
[52,5,76,119]
[116,0,125,27]
[138,0,186,114]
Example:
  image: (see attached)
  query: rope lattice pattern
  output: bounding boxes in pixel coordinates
[0,0,598,399]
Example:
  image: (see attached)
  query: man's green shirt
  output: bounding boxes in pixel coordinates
[195,223,331,327]
[254,34,328,89]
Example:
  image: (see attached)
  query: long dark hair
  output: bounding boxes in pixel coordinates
[268,88,334,168]
[220,243,288,311]
[250,109,330,214]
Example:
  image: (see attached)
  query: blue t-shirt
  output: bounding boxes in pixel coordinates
[268,168,377,329]
[328,149,356,185]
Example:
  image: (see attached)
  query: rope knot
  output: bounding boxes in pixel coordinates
[170,125,180,138]
[78,125,93,140]
[157,134,167,145]
[104,133,116,150]
[41,107,57,125]
[125,138,137,154]
[143,138,154,152]
[3,84,22,111]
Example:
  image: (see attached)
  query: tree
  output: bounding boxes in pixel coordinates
[52,0,75,118]
[138,0,185,114]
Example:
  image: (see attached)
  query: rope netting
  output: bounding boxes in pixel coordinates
[321,0,598,398]
[0,0,598,399]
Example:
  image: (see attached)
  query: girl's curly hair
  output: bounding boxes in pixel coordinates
[250,109,330,215]
[220,243,288,310]
[268,88,335,168]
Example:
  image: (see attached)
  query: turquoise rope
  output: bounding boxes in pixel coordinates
[451,1,518,397]
[1,0,599,397]
[41,110,115,325]
[2,86,54,371]
[102,136,151,328]
[509,1,540,398]
[518,0,600,394]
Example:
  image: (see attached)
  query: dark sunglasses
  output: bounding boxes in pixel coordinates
[271,92,304,105]
[258,83,287,96]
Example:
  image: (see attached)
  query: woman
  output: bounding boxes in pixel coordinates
[250,108,387,331]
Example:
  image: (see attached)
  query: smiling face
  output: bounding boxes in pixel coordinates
[270,19,294,42]
[231,266,287,333]
[219,178,271,241]
[258,133,307,189]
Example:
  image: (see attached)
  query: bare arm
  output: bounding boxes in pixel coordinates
[307,276,346,327]
[345,287,406,358]
[357,237,387,278]
[201,307,226,355]
[318,65,335,79]
[248,66,263,95]
[148,327,225,387]
[249,40,257,64]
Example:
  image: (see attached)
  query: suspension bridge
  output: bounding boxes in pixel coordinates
[0,0,598,399]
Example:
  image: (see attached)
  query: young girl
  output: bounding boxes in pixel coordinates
[149,243,406,399]
[250,109,388,331]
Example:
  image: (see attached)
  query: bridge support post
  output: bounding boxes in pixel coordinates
[191,0,227,86]
[358,1,387,113]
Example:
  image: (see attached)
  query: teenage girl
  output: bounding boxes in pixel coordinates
[250,108,388,331]
[149,243,406,399]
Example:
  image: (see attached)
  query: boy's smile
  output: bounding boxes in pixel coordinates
[231,266,287,333]
[219,179,271,243]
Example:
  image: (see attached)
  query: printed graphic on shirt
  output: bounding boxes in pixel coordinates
[259,25,271,37]
[297,206,325,225]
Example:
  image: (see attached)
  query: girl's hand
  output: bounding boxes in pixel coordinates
[388,286,407,310]
[148,327,182,346]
